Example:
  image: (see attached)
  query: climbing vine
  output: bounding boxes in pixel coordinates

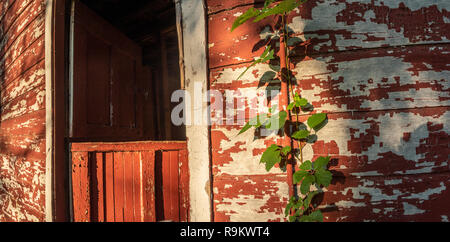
[231,0,333,222]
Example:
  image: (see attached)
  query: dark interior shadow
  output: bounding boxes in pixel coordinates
[154,150,165,221]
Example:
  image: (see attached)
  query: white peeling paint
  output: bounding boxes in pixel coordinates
[403,202,426,215]
[216,194,284,222]
[215,126,281,176]
[384,179,403,185]
[404,182,446,200]
[335,200,366,208]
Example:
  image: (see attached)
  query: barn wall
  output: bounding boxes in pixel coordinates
[0,0,47,221]
[207,0,450,221]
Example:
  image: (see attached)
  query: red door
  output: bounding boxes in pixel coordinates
[71,142,189,222]
[70,2,189,222]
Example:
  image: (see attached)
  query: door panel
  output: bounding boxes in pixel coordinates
[111,49,137,128]
[71,1,143,139]
[71,141,189,222]
[86,32,111,126]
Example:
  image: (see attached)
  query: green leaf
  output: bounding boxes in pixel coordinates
[249,113,269,128]
[266,111,287,130]
[293,199,303,209]
[285,201,293,217]
[300,174,315,195]
[295,206,306,217]
[299,160,312,171]
[309,210,324,222]
[304,190,320,208]
[269,62,280,72]
[313,156,331,170]
[287,102,295,111]
[260,71,277,84]
[237,46,274,80]
[260,144,281,171]
[263,0,276,9]
[299,210,323,222]
[238,122,252,135]
[307,113,327,129]
[315,169,332,187]
[281,146,291,156]
[253,0,304,22]
[237,62,256,81]
[269,105,278,114]
[288,215,296,222]
[231,7,259,32]
[295,98,308,107]
[293,170,308,184]
[292,129,310,140]
[240,114,270,134]
[261,48,275,63]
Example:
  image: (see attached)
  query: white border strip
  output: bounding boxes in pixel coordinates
[178,0,212,221]
[44,0,54,222]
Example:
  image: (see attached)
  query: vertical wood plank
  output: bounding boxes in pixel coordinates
[132,152,143,222]
[71,152,82,222]
[141,66,156,139]
[162,151,171,220]
[142,151,156,222]
[169,150,180,222]
[123,152,134,222]
[72,22,88,137]
[113,152,124,222]
[79,152,90,222]
[95,152,105,222]
[86,33,111,126]
[104,152,115,222]
[179,149,189,222]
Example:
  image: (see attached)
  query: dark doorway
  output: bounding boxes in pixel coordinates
[75,0,186,141]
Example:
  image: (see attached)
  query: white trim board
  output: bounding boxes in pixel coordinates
[44,0,54,222]
[177,0,212,221]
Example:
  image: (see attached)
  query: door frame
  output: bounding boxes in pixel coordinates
[45,0,71,222]
[45,0,212,222]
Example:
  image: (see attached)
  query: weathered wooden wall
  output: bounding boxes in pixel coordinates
[207,0,450,221]
[0,0,46,221]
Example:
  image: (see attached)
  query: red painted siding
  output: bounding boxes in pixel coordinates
[0,0,46,221]
[207,0,450,221]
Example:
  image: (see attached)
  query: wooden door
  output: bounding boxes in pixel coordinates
[70,1,145,139]
[71,141,190,222]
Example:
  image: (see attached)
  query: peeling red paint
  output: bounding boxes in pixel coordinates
[207,0,450,222]
[0,0,46,222]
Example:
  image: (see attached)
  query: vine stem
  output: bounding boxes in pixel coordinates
[281,14,304,167]
[278,14,294,199]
